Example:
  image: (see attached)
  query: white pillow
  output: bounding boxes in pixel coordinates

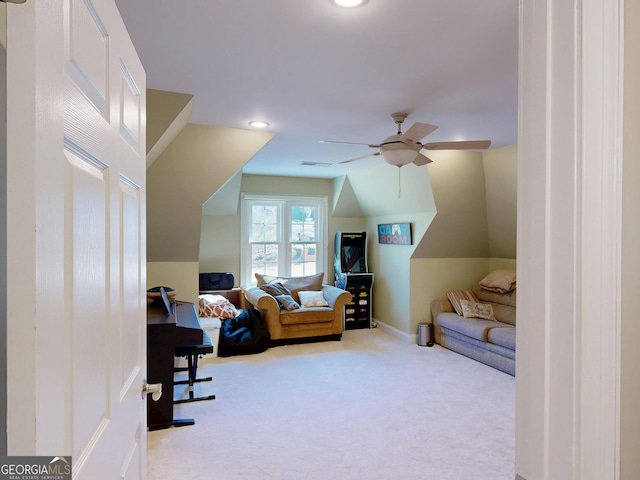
[460,299,496,321]
[297,290,329,307]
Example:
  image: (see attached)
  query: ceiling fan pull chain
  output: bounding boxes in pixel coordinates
[398,167,402,198]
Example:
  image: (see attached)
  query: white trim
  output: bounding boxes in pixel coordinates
[517,0,623,478]
[373,319,415,343]
[579,0,623,476]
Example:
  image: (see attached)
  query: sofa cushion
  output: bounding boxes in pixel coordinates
[490,303,516,326]
[487,325,516,350]
[446,290,478,316]
[279,307,334,325]
[256,272,324,303]
[440,328,516,361]
[437,312,510,342]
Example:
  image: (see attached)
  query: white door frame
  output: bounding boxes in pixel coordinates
[516,0,623,478]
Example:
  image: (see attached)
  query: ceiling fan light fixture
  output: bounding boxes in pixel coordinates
[380,148,419,167]
[248,120,270,128]
[330,0,369,8]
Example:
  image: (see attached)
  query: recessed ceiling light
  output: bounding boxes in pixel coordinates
[248,121,270,128]
[330,0,369,8]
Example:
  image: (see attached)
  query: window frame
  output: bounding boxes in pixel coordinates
[240,194,328,287]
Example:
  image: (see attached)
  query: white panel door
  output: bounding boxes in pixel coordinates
[6,1,146,479]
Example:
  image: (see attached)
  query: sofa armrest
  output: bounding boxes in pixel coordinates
[321,284,352,309]
[244,287,279,314]
[430,297,454,345]
[430,297,454,322]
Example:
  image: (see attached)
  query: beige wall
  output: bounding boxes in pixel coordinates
[147,261,200,304]
[364,213,433,332]
[410,257,491,330]
[412,150,490,258]
[621,0,640,475]
[483,144,517,258]
[199,214,241,279]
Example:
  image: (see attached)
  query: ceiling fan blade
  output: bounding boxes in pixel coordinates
[401,122,438,143]
[423,140,492,150]
[412,153,433,166]
[338,152,380,164]
[320,140,380,148]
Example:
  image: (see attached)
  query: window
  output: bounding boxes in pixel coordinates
[241,194,327,286]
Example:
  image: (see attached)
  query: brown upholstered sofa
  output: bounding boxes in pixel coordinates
[244,272,352,345]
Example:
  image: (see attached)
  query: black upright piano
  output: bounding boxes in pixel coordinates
[147,296,211,431]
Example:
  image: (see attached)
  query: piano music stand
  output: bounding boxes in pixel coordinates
[174,330,216,404]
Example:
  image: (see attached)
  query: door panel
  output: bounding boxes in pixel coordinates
[6,1,146,478]
[65,0,109,116]
[66,147,110,458]
[63,0,147,477]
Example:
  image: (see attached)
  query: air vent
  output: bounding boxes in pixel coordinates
[301,162,332,167]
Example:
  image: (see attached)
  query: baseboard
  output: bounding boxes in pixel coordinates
[373,319,416,344]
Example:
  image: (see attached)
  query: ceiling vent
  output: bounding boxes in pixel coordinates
[301,162,331,167]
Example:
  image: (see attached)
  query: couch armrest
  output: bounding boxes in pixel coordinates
[430,297,454,322]
[430,297,454,345]
[321,284,352,309]
[244,287,279,314]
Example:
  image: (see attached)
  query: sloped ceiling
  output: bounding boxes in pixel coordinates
[201,169,243,216]
[146,89,193,168]
[332,176,364,217]
[345,161,437,217]
[147,124,274,261]
[411,150,490,258]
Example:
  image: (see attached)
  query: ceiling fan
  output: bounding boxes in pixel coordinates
[322,112,492,167]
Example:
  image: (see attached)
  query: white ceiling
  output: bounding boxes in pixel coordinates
[115,0,518,179]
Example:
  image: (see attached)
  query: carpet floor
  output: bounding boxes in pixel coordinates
[148,328,515,480]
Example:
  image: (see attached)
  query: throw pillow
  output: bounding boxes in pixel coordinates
[255,272,324,303]
[479,269,516,293]
[297,290,329,307]
[259,282,291,297]
[447,290,479,316]
[460,299,496,321]
[275,294,300,311]
[198,294,238,319]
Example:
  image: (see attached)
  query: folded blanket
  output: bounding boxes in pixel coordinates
[479,269,516,294]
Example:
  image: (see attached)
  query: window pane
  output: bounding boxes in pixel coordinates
[251,205,278,242]
[290,205,316,242]
[252,244,279,277]
[291,243,317,277]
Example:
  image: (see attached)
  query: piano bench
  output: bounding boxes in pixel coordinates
[174,331,216,405]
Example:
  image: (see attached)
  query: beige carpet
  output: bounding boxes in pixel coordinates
[149,328,515,479]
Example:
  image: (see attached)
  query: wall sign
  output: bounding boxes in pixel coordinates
[377,223,412,245]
